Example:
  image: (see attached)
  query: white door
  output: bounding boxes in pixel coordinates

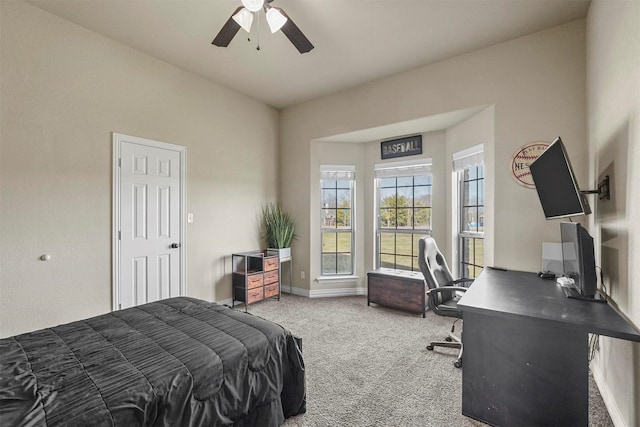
[113,133,185,310]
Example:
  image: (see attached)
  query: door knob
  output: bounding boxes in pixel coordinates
[170,243,181,249]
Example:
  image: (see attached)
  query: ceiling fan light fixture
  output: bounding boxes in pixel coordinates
[241,0,264,13]
[266,7,288,33]
[232,7,254,33]
[213,0,313,54]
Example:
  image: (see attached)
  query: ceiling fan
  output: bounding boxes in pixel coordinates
[212,0,314,54]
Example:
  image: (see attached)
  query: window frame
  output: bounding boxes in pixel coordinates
[374,160,432,272]
[320,166,356,277]
[453,145,485,279]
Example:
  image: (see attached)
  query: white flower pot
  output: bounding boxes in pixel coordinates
[269,247,291,259]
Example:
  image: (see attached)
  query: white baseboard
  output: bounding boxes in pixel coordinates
[218,287,366,304]
[217,297,233,307]
[590,361,627,427]
[279,285,307,296]
[282,285,366,298]
[309,287,367,298]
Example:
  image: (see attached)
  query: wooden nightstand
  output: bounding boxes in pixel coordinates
[232,250,280,311]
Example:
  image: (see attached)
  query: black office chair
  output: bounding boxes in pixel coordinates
[418,236,474,368]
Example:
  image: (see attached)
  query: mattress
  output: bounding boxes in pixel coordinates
[0,297,306,426]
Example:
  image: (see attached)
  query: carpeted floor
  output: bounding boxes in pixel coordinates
[247,294,614,427]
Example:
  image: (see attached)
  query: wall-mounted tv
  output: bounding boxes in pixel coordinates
[529,137,591,219]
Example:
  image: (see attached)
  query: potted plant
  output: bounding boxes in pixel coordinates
[261,203,296,259]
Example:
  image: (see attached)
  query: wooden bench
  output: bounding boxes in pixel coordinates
[367,268,427,317]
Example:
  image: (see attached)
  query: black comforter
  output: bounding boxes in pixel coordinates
[0,297,305,426]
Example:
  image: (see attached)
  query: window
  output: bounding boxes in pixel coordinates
[375,160,432,272]
[320,165,355,275]
[453,145,484,278]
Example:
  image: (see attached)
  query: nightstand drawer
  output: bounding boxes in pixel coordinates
[264,283,279,298]
[264,270,279,285]
[247,273,263,289]
[247,287,264,303]
[264,257,279,271]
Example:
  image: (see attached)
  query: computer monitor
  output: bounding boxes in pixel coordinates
[529,137,591,219]
[560,222,597,299]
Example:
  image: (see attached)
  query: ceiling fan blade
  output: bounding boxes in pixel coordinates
[212,7,243,47]
[279,10,314,53]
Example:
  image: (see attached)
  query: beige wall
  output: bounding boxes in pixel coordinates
[587,1,640,425]
[280,20,587,292]
[0,0,637,424]
[0,1,279,337]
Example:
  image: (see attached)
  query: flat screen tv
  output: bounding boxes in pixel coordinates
[529,137,591,219]
[560,222,598,299]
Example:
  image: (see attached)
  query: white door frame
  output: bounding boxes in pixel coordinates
[112,132,186,311]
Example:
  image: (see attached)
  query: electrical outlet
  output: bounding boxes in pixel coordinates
[187,213,194,223]
[300,271,305,279]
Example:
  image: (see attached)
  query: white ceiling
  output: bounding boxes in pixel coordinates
[27,0,591,109]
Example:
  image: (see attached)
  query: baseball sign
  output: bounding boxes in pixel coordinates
[510,142,550,188]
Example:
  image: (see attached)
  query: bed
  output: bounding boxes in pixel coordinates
[0,297,306,426]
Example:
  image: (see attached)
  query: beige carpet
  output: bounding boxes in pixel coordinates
[247,294,613,427]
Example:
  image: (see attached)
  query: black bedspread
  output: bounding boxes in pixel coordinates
[0,297,305,426]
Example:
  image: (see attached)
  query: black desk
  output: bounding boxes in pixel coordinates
[457,268,640,427]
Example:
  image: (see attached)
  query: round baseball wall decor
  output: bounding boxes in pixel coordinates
[510,142,550,188]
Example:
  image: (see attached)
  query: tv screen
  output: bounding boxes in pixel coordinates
[560,222,596,298]
[529,137,591,219]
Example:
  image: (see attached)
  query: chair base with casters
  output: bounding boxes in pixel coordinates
[426,319,463,368]
[418,236,474,370]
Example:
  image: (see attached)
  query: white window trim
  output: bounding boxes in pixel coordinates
[452,143,484,171]
[320,165,356,277]
[374,158,432,178]
[320,164,355,180]
[374,158,433,271]
[452,145,485,278]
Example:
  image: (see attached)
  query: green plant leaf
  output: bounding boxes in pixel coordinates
[261,203,297,249]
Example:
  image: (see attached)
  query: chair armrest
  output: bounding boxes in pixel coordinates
[427,287,468,295]
[451,278,474,287]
